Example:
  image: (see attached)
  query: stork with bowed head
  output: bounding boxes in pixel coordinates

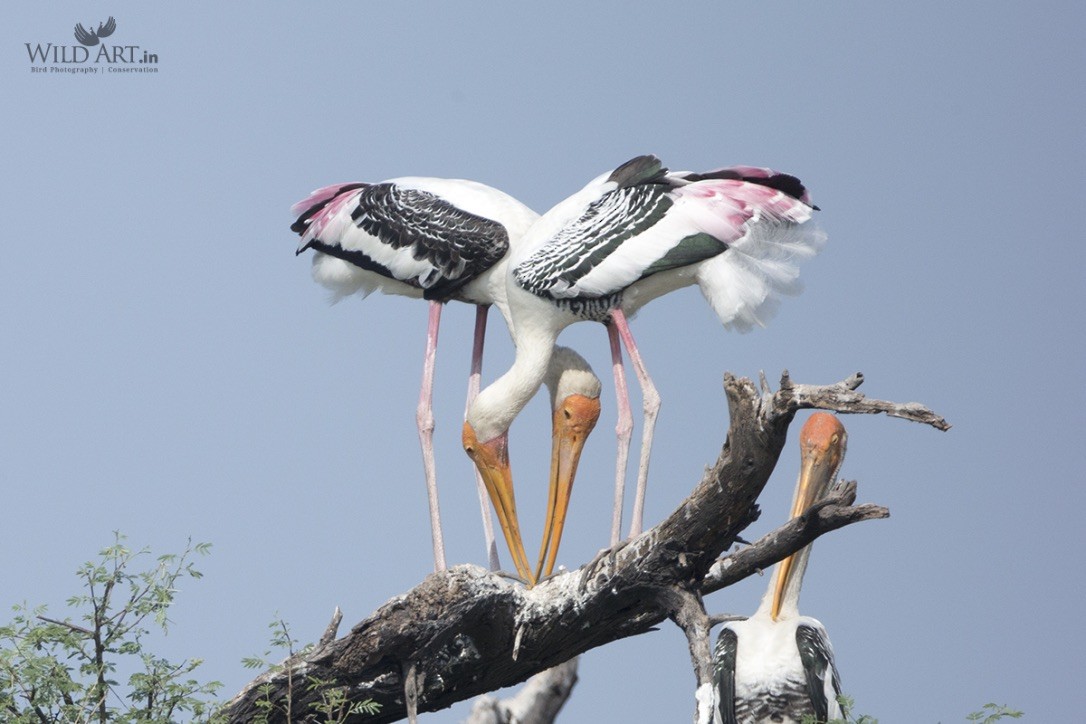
[292,177,601,582]
[464,155,825,581]
[712,413,848,724]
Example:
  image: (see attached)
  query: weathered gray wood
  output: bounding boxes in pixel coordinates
[465,658,579,724]
[701,481,889,595]
[222,372,946,723]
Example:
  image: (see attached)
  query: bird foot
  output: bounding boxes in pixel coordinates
[491,568,531,586]
[578,546,621,592]
[534,565,571,586]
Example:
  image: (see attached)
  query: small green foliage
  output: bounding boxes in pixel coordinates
[306,675,381,722]
[801,698,1024,724]
[800,695,876,724]
[966,703,1025,722]
[0,532,222,723]
[250,682,278,724]
[243,615,381,722]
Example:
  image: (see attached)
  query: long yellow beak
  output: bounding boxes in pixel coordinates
[770,413,846,621]
[535,394,601,581]
[463,423,535,585]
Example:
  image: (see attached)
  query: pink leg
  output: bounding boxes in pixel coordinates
[607,322,633,547]
[417,301,446,571]
[465,305,501,571]
[611,309,661,539]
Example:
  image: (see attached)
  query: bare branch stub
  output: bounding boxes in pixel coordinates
[700,482,890,595]
[221,371,944,723]
[770,371,951,430]
[465,658,580,724]
[319,606,343,648]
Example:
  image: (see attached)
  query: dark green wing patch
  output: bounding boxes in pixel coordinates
[607,154,668,189]
[641,232,728,277]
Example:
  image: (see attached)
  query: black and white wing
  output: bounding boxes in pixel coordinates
[796,622,845,722]
[513,155,719,300]
[712,627,740,724]
[292,179,511,301]
[513,155,821,319]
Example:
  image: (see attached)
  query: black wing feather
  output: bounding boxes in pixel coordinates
[679,168,817,209]
[352,184,510,300]
[293,183,510,301]
[712,628,739,724]
[796,624,843,722]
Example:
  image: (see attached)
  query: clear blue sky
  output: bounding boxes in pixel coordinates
[3,2,1083,721]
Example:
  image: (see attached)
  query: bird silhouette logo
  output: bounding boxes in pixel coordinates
[73,17,117,46]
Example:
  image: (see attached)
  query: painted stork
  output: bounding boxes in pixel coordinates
[292,178,601,582]
[465,155,824,581]
[713,412,848,724]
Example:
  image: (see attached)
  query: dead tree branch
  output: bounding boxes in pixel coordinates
[701,480,889,595]
[222,372,946,723]
[465,658,580,724]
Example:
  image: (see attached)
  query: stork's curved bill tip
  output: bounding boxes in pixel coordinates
[536,393,601,581]
[463,422,535,586]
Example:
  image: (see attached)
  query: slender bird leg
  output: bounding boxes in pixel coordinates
[417,301,446,572]
[465,304,501,572]
[611,309,661,539]
[607,322,633,547]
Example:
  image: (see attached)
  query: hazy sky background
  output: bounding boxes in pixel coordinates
[3,2,1083,721]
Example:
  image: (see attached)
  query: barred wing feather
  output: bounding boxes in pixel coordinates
[292,180,510,302]
[514,172,824,332]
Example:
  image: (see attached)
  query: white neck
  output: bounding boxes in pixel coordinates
[466,296,564,442]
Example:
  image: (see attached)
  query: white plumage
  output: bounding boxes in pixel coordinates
[296,177,533,307]
[293,176,602,580]
[696,218,824,332]
[467,155,826,563]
